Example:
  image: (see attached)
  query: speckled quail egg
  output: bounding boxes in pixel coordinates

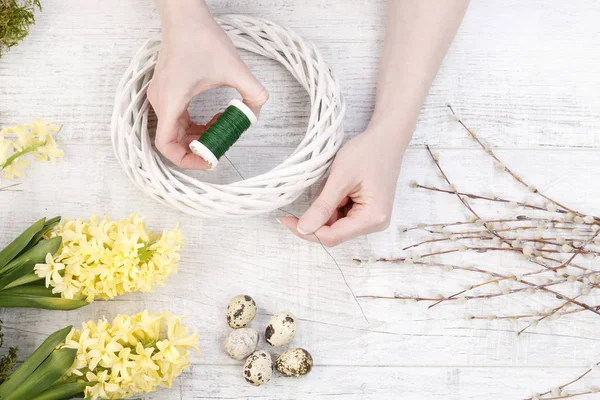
[224,328,259,360]
[227,295,257,328]
[243,350,273,386]
[275,348,313,377]
[265,312,297,347]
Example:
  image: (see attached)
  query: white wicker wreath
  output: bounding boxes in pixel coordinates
[111,15,345,218]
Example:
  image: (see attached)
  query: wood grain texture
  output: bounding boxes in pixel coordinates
[1,145,600,398]
[1,0,600,148]
[1,1,600,399]
[174,366,598,400]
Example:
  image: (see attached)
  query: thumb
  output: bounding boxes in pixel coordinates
[155,111,210,170]
[297,181,348,235]
[229,63,269,116]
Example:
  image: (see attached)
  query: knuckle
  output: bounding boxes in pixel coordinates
[253,87,270,105]
[313,199,334,218]
[322,236,340,248]
[154,137,166,152]
[372,212,391,230]
[170,157,184,168]
[240,85,269,108]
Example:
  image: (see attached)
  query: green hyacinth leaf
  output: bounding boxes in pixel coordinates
[1,272,43,290]
[0,326,72,397]
[5,348,77,400]
[0,293,87,310]
[29,382,93,400]
[0,285,58,297]
[0,237,61,290]
[0,217,45,271]
[19,216,61,256]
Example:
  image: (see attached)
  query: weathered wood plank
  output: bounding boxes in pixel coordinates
[1,1,600,398]
[161,365,597,400]
[0,145,598,372]
[1,0,599,148]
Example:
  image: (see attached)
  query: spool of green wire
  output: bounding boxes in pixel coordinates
[189,99,257,168]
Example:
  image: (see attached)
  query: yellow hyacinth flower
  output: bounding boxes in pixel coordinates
[1,158,29,179]
[0,139,14,164]
[0,120,63,179]
[34,214,183,302]
[59,311,199,400]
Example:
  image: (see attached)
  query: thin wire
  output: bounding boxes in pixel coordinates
[223,154,369,324]
[225,154,245,180]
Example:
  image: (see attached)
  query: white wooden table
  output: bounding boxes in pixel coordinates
[1,1,600,399]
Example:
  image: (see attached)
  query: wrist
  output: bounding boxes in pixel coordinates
[364,116,413,151]
[360,126,409,169]
[158,0,213,35]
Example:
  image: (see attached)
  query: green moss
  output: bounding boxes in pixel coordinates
[0,319,19,384]
[0,0,41,58]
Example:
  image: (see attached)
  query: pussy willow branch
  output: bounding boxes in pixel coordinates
[471,304,597,322]
[429,268,594,311]
[425,145,514,249]
[414,246,599,263]
[361,272,595,305]
[403,218,517,232]
[536,391,594,399]
[404,237,600,257]
[424,146,600,317]
[555,229,600,268]
[517,295,584,335]
[361,127,600,330]
[447,104,584,218]
[430,129,600,316]
[524,362,599,400]
[526,252,600,326]
[365,253,600,324]
[405,219,595,240]
[372,255,599,314]
[356,258,599,303]
[542,255,593,275]
[403,218,597,235]
[360,107,600,335]
[420,225,595,236]
[423,144,584,281]
[415,183,566,214]
[420,253,600,317]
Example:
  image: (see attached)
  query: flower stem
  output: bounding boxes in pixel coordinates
[0,140,44,171]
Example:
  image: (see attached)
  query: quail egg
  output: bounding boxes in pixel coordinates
[275,348,313,377]
[227,295,257,328]
[243,350,273,386]
[224,328,259,360]
[265,312,297,347]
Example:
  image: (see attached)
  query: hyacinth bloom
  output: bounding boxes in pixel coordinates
[58,311,200,399]
[0,214,182,311]
[0,312,199,400]
[34,213,183,302]
[0,216,89,310]
[0,120,63,179]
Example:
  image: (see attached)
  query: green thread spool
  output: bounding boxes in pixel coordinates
[189,99,257,168]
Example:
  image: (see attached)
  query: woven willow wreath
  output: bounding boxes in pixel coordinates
[111,15,345,218]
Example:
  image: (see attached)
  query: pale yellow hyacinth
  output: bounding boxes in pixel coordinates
[34,214,183,301]
[0,120,63,179]
[59,311,200,399]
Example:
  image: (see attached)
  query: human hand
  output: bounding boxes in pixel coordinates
[279,129,406,247]
[148,1,269,169]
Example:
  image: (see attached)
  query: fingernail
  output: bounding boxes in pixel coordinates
[276,218,282,225]
[297,225,310,235]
